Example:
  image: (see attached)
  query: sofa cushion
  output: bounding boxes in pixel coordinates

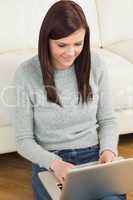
[105,39,133,64]
[96,0,133,46]
[0,1,29,52]
[0,49,37,126]
[92,48,133,112]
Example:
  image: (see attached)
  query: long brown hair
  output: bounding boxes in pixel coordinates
[38,0,93,107]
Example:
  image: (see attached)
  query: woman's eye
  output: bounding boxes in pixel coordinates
[58,43,83,48]
[75,43,82,46]
[58,44,66,48]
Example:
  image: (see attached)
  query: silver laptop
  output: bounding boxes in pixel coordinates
[38,157,133,200]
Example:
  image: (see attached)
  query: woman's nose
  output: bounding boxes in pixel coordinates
[66,47,76,56]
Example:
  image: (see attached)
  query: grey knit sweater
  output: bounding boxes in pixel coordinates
[13,52,118,170]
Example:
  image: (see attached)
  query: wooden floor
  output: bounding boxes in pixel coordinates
[0,134,133,200]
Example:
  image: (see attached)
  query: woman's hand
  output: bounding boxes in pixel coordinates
[50,160,75,185]
[98,150,117,164]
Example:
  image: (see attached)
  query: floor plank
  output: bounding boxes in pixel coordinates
[0,152,35,200]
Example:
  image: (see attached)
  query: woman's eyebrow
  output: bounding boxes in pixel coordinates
[75,40,84,43]
[57,40,84,44]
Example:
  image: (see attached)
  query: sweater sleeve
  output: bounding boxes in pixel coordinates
[96,64,119,156]
[12,65,62,170]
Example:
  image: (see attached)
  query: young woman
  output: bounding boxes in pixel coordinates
[13,1,126,200]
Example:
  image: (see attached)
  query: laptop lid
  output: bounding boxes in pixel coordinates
[39,158,133,200]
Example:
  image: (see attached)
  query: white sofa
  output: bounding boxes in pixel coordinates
[0,0,133,154]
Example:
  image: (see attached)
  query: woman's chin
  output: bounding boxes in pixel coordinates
[61,60,74,67]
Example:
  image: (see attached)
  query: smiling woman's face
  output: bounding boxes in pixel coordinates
[49,28,86,70]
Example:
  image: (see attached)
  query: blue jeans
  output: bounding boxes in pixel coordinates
[32,145,127,200]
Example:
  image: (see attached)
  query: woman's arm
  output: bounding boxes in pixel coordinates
[96,64,119,157]
[12,65,62,170]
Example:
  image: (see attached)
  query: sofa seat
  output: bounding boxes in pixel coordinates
[93,48,133,134]
[105,39,133,64]
[116,110,133,135]
[0,49,37,153]
[0,126,16,153]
